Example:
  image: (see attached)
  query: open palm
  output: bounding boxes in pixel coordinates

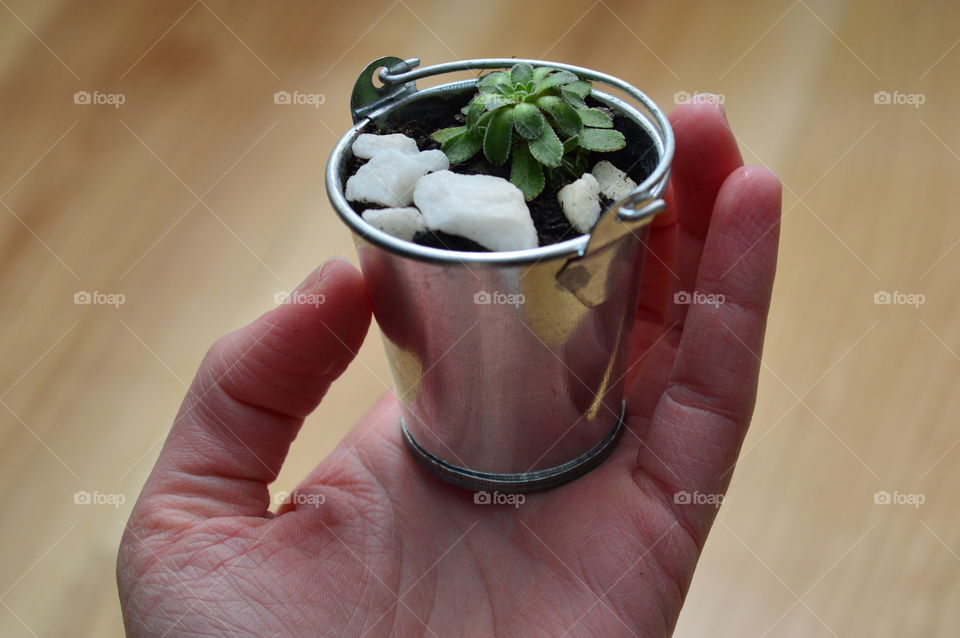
[118,102,781,638]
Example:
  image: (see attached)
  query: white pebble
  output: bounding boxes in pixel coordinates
[414,171,538,252]
[361,207,427,241]
[414,149,450,173]
[351,133,419,159]
[346,149,450,207]
[558,173,601,233]
[591,160,638,201]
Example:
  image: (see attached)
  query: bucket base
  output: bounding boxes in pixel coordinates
[401,404,625,494]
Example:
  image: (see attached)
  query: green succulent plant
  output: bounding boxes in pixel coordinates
[431,63,626,200]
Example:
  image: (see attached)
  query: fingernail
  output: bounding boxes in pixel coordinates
[292,257,348,296]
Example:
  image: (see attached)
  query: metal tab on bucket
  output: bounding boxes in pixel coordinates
[350,56,419,123]
[557,194,666,307]
[327,56,674,493]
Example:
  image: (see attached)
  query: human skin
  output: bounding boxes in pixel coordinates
[117,101,781,637]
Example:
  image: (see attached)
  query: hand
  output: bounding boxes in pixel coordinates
[118,101,781,638]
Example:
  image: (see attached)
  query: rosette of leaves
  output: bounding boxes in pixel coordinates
[431,63,626,200]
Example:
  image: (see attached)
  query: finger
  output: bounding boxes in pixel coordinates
[665,101,744,334]
[624,185,677,413]
[135,260,372,519]
[637,166,781,542]
[632,183,678,329]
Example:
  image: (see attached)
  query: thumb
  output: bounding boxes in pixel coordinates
[134,259,371,520]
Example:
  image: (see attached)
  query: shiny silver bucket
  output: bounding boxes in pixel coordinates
[326,56,674,492]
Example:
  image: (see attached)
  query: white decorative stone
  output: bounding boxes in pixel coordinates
[558,173,601,233]
[414,171,538,252]
[345,149,450,207]
[591,160,638,201]
[351,133,419,159]
[361,207,427,241]
[414,149,450,173]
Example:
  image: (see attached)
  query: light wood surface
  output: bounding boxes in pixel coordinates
[1,1,957,636]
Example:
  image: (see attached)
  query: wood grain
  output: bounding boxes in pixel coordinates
[1,0,957,635]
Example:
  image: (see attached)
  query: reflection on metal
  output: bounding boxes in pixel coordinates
[328,57,673,492]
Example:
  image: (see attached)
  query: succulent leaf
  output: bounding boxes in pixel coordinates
[432,126,466,144]
[564,80,591,99]
[509,63,534,86]
[535,96,582,138]
[465,99,485,130]
[533,70,578,94]
[579,127,626,152]
[528,122,563,168]
[513,102,546,139]
[442,129,483,163]
[483,106,515,165]
[478,71,509,93]
[511,143,545,200]
[577,107,614,128]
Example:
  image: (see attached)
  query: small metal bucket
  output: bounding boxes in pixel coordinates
[326,56,674,492]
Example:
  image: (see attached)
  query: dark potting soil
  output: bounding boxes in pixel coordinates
[345,94,656,252]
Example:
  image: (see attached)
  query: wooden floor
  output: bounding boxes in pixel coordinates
[1,0,957,635]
